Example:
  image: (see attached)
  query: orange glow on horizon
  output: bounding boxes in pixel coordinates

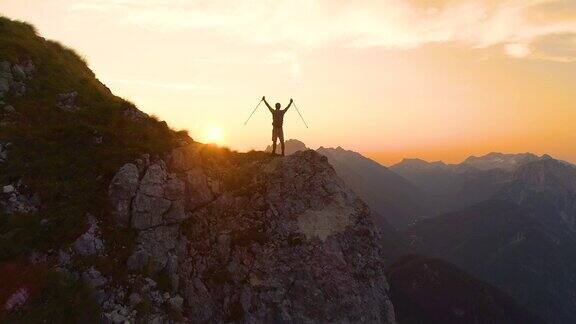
[0,1,574,164]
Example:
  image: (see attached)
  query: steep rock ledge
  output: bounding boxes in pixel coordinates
[107,145,396,323]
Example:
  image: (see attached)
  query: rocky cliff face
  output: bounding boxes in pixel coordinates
[0,17,396,322]
[103,147,396,323]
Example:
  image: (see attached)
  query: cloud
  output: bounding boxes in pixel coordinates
[531,32,576,62]
[265,51,303,83]
[525,0,576,23]
[71,0,576,61]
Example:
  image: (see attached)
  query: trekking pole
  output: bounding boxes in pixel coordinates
[293,101,309,129]
[244,98,263,125]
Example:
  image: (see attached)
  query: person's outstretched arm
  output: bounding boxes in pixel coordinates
[263,96,273,113]
[284,98,293,112]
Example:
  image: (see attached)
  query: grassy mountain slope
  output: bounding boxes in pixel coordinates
[0,16,187,259]
[0,16,190,321]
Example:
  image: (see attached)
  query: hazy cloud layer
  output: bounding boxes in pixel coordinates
[71,0,576,61]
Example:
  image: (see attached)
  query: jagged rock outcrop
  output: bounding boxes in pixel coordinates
[0,60,35,99]
[72,214,104,256]
[56,91,79,111]
[0,181,40,215]
[0,142,9,163]
[109,163,140,227]
[109,158,189,279]
[180,150,395,323]
[106,146,397,323]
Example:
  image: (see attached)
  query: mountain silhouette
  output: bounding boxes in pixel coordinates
[387,255,543,324]
[404,157,576,323]
[391,152,557,215]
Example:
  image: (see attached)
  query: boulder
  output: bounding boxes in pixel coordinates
[109,163,139,227]
[10,81,26,96]
[4,287,30,312]
[83,267,108,288]
[131,192,171,229]
[168,295,184,312]
[127,225,179,274]
[3,105,15,113]
[138,162,168,197]
[22,60,35,76]
[2,184,15,194]
[0,61,13,98]
[12,64,27,81]
[184,166,213,209]
[73,214,104,256]
[0,142,7,162]
[56,91,79,111]
[130,162,188,229]
[122,106,148,121]
[3,186,40,215]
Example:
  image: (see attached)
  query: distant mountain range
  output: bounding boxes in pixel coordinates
[268,140,576,322]
[404,157,576,323]
[390,152,567,214]
[270,140,573,228]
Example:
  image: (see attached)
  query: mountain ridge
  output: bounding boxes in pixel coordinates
[404,156,576,323]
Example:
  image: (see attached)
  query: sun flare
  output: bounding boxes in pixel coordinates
[202,126,225,145]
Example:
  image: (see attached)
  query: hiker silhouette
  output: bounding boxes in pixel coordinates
[263,96,293,156]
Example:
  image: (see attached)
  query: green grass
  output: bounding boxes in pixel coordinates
[0,16,274,319]
[0,16,184,260]
[0,15,185,318]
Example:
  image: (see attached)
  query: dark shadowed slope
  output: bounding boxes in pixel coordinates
[387,255,543,324]
[317,146,427,229]
[404,158,576,323]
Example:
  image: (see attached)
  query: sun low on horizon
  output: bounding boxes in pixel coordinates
[200,125,226,146]
[1,0,575,165]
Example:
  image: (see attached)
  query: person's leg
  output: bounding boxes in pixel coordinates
[272,128,277,155]
[279,128,285,156]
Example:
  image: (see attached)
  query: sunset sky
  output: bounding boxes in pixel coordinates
[1,0,575,165]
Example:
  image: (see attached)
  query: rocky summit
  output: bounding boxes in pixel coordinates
[104,147,396,323]
[0,16,397,322]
